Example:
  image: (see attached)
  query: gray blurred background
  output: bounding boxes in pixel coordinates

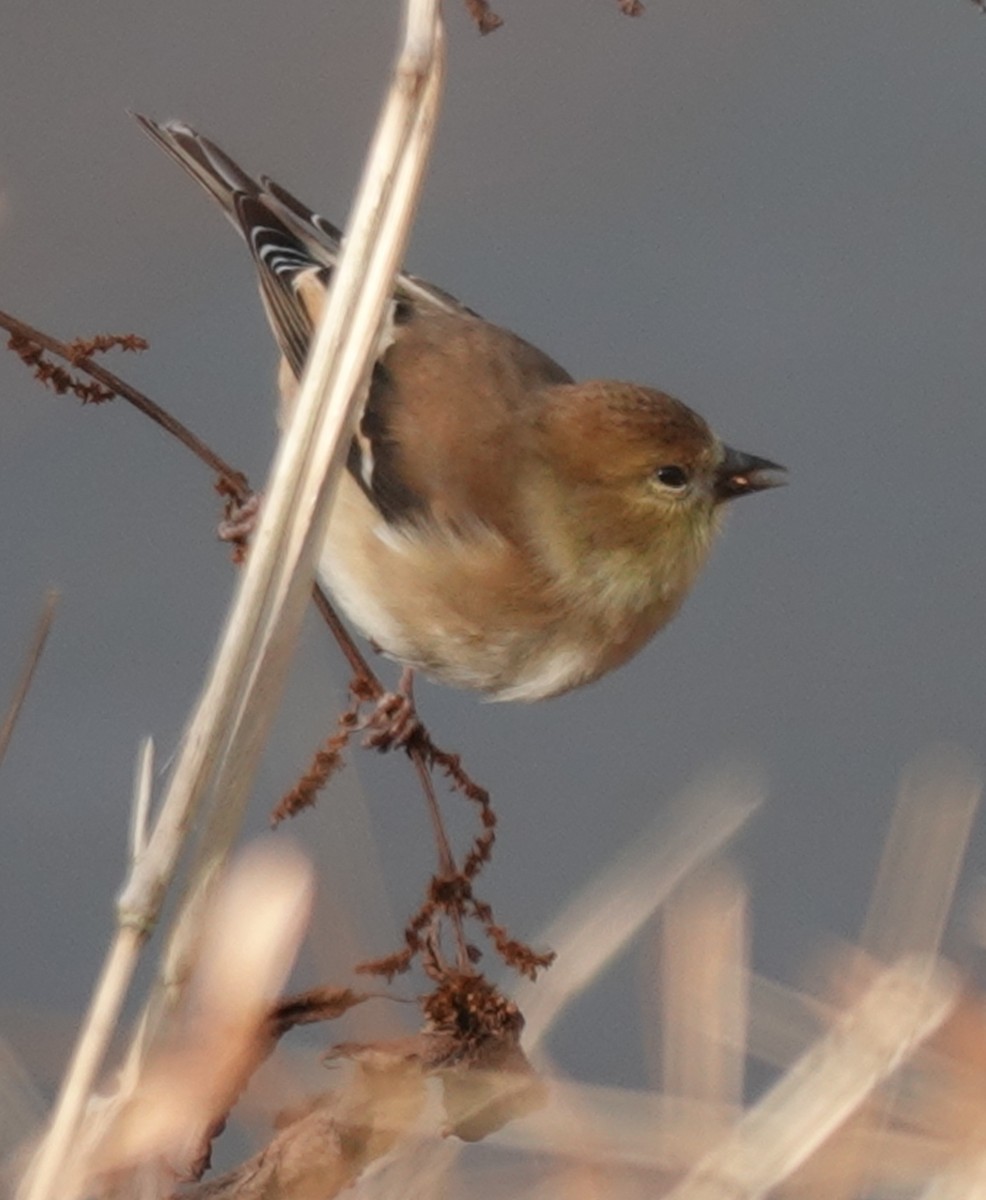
[2,0,986,1147]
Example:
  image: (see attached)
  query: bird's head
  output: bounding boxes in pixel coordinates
[536,381,784,518]
[529,383,785,601]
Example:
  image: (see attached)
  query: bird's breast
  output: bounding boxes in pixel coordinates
[319,474,700,700]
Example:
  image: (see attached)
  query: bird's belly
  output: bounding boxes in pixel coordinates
[318,479,646,699]
[318,475,681,700]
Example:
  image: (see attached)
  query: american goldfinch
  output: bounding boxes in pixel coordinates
[137,116,784,702]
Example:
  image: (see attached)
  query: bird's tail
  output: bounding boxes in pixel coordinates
[134,114,468,378]
[134,114,345,376]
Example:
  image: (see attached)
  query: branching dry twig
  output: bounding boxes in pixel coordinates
[1,311,247,493]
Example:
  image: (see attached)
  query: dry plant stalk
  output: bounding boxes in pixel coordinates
[3,20,548,1162]
[16,3,447,1198]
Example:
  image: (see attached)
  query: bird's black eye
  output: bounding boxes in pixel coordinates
[655,465,690,490]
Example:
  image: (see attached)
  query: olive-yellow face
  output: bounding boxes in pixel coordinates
[539,383,783,514]
[528,382,785,603]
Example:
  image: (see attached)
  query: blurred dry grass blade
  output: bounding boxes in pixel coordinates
[495,1079,741,1173]
[664,956,959,1200]
[921,1155,986,1200]
[349,1131,466,1200]
[744,975,831,1072]
[16,4,446,1199]
[660,865,749,1122]
[0,1040,46,1176]
[515,766,762,1052]
[858,748,978,964]
[0,589,57,770]
[66,842,314,1194]
[797,750,981,1200]
[860,747,981,964]
[740,751,980,1081]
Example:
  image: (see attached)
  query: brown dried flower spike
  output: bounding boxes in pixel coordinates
[8,330,147,405]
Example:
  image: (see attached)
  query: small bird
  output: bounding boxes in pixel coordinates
[137,115,784,702]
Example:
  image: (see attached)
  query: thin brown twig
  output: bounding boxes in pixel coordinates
[408,741,458,879]
[1,308,470,794]
[272,602,509,977]
[271,643,494,973]
[407,748,473,971]
[0,588,58,768]
[0,309,376,679]
[0,309,249,498]
[278,670,551,982]
[311,584,381,685]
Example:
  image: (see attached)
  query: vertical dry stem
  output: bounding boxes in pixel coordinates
[17,5,446,1198]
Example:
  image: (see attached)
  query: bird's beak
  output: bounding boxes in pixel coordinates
[715,446,787,502]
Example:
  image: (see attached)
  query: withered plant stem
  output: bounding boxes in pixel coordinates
[0,308,248,496]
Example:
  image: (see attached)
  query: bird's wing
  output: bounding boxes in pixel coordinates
[135,115,572,534]
[361,309,573,531]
